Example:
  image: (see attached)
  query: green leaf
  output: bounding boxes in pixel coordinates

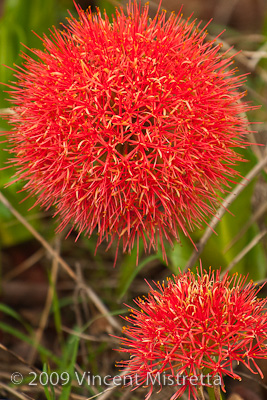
[118,253,160,301]
[0,322,60,364]
[42,364,56,400]
[168,234,194,272]
[59,332,80,400]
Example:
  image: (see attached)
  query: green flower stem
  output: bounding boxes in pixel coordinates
[200,364,223,400]
[197,385,205,400]
[213,384,223,400]
[206,383,223,400]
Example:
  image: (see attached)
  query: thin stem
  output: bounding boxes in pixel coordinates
[197,386,205,400]
[207,385,222,400]
[222,228,267,276]
[0,191,121,332]
[185,154,267,271]
[0,191,77,281]
[207,386,216,400]
[213,384,222,400]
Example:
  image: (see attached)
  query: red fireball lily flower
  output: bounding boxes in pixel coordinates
[116,269,267,399]
[4,1,254,262]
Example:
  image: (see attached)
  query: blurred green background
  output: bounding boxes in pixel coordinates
[0,0,267,399]
[1,0,267,277]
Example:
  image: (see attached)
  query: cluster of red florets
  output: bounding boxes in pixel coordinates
[117,269,267,399]
[6,1,252,261]
[4,2,267,399]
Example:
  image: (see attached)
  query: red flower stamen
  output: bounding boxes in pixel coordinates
[4,2,255,263]
[116,269,267,399]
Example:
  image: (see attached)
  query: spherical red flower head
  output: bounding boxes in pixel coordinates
[117,269,267,399]
[5,1,253,262]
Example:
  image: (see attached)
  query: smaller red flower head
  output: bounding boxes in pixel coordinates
[4,1,254,262]
[116,269,267,400]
